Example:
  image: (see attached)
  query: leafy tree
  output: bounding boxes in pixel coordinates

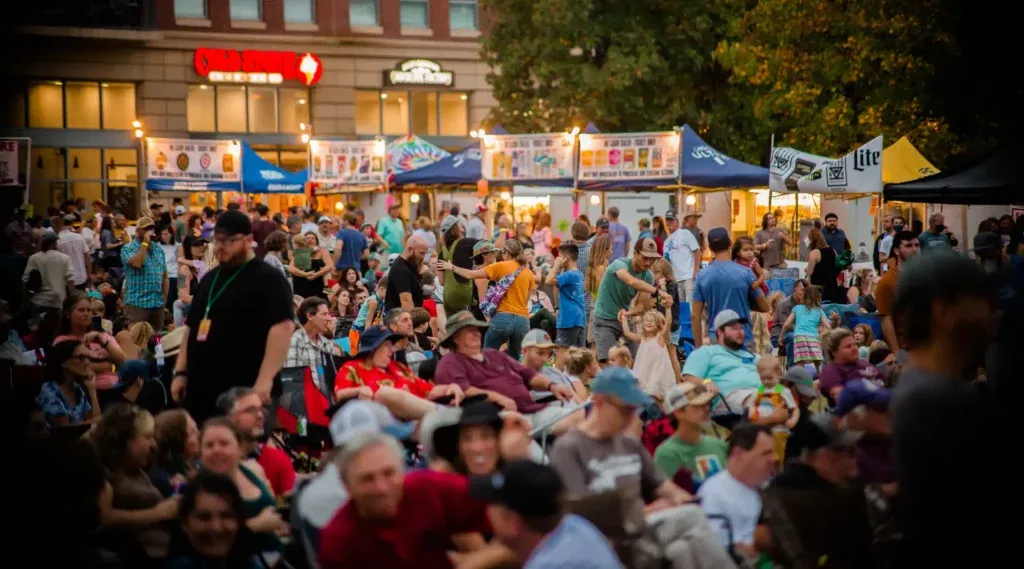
[480,0,744,134]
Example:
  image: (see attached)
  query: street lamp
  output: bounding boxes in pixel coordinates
[134,119,146,216]
[300,123,312,145]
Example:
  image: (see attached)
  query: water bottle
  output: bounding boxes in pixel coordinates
[298,417,308,437]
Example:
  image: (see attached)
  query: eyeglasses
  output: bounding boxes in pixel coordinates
[212,235,246,246]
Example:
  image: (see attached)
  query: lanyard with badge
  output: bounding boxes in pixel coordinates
[196,260,250,342]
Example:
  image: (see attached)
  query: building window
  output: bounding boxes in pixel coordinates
[350,0,379,27]
[450,0,478,30]
[230,0,261,21]
[283,0,315,23]
[24,81,136,130]
[187,85,310,133]
[401,0,429,28]
[356,89,468,136]
[30,147,138,213]
[174,0,207,19]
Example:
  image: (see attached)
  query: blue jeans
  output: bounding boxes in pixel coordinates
[484,312,530,361]
[783,331,795,367]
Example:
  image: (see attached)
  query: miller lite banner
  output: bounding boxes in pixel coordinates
[0,139,19,186]
[770,136,883,194]
[145,138,243,191]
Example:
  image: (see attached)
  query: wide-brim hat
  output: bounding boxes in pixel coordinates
[355,325,406,358]
[441,310,489,348]
[160,326,188,358]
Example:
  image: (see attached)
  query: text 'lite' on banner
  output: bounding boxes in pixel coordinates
[145,138,242,191]
[577,132,681,181]
[770,136,884,194]
[481,133,576,182]
[0,139,19,186]
[308,140,387,186]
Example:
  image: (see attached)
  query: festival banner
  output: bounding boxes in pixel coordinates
[0,139,18,186]
[770,136,883,194]
[387,134,450,175]
[577,131,681,181]
[481,133,575,182]
[145,137,242,191]
[308,140,387,186]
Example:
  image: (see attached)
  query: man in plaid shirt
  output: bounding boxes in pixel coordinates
[121,216,168,331]
[285,296,342,390]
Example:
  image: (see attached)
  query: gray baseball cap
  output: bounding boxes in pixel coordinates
[712,309,747,331]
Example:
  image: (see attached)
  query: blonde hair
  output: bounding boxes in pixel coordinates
[869,339,888,353]
[588,236,612,294]
[416,216,433,231]
[853,323,874,346]
[564,347,597,377]
[640,310,666,338]
[502,238,528,264]
[767,291,784,315]
[128,321,155,350]
[608,342,633,368]
[652,258,676,282]
[825,327,854,359]
[756,354,783,377]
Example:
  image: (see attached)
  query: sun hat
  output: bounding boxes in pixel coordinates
[440,310,489,348]
[472,240,497,257]
[135,216,156,231]
[354,325,405,358]
[440,215,464,235]
[663,382,715,413]
[160,326,188,358]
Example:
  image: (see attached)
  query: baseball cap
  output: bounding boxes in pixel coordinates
[213,210,252,236]
[469,460,563,518]
[62,213,76,224]
[521,329,558,350]
[175,205,186,216]
[440,214,464,235]
[712,309,747,331]
[136,216,156,230]
[804,413,862,450]
[591,367,652,407]
[149,202,163,210]
[684,212,703,220]
[663,383,715,413]
[707,227,731,251]
[475,203,488,213]
[115,360,150,389]
[328,400,415,447]
[635,238,660,258]
[782,366,818,397]
[971,231,1002,254]
[664,210,678,221]
[835,379,891,417]
[318,216,332,224]
[595,218,610,229]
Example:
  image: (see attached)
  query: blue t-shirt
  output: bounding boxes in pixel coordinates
[524,514,624,569]
[918,230,950,250]
[682,344,762,395]
[791,304,824,336]
[693,260,762,345]
[608,221,631,260]
[335,228,367,271]
[555,269,586,329]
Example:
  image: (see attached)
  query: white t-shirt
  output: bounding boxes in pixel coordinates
[80,226,98,254]
[23,250,74,308]
[697,469,762,548]
[158,243,178,278]
[663,228,701,280]
[878,233,893,273]
[57,229,89,285]
[466,216,486,240]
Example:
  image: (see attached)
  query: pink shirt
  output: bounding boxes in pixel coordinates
[54,333,119,390]
[532,226,552,257]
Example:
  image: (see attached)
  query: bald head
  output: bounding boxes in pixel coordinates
[404,235,430,266]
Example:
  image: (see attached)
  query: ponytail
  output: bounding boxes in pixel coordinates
[503,239,527,264]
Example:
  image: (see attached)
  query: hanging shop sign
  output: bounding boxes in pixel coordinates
[577,132,681,181]
[145,137,242,191]
[770,136,883,194]
[194,48,323,86]
[481,133,576,182]
[308,140,387,186]
[0,139,19,186]
[384,59,455,87]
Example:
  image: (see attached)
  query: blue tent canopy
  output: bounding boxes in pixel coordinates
[240,142,307,194]
[679,124,768,188]
[394,144,481,186]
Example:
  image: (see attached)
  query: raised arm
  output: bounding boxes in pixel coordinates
[618,310,643,343]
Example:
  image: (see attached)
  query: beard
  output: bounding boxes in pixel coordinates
[722,337,745,350]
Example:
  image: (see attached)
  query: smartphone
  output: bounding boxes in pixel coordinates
[90,315,103,332]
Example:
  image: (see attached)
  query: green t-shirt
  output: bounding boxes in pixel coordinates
[593,257,654,320]
[376,216,406,256]
[653,434,728,484]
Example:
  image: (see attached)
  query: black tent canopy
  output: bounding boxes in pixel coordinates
[883,145,1022,205]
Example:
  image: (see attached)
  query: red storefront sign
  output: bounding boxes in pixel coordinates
[194,48,323,86]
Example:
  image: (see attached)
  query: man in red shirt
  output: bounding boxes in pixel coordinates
[218,386,297,496]
[318,431,490,569]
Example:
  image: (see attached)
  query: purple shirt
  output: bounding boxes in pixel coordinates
[434,349,545,413]
[819,360,884,399]
[607,221,631,261]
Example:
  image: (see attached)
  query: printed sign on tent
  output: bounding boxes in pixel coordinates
[770,136,883,193]
[308,140,387,186]
[481,133,575,181]
[578,132,680,181]
[145,138,242,191]
[0,139,19,186]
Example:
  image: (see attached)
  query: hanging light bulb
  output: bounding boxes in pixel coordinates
[500,191,511,201]
[685,194,697,206]
[410,194,421,203]
[589,194,601,205]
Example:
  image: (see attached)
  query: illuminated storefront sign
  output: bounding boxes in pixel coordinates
[194,48,323,86]
[384,59,455,87]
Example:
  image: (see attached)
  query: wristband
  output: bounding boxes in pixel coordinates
[142,242,149,247]
[702,379,713,385]
[174,370,188,378]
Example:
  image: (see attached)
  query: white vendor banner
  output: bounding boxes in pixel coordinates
[145,138,242,191]
[770,136,883,193]
[308,140,387,186]
[481,133,575,181]
[0,139,19,186]
[578,131,681,181]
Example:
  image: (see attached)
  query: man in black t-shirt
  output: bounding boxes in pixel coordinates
[171,211,295,424]
[385,234,429,312]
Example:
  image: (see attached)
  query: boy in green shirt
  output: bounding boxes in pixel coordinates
[654,382,727,487]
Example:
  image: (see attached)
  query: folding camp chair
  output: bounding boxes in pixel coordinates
[530,398,593,457]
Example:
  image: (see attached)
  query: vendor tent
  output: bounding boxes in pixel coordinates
[883,145,1021,205]
[240,142,306,193]
[393,143,481,186]
[679,124,769,189]
[882,136,939,184]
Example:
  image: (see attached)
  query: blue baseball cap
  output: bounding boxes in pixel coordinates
[707,227,731,251]
[835,379,891,417]
[590,367,652,407]
[115,359,150,389]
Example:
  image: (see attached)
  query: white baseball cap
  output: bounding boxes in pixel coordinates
[328,401,415,446]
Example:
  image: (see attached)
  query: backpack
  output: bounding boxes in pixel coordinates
[478,265,525,318]
[835,248,854,271]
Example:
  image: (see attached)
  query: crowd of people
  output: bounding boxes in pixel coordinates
[2,197,1022,569]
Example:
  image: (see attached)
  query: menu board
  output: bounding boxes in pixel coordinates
[145,138,242,191]
[577,132,681,181]
[308,140,386,186]
[481,134,575,181]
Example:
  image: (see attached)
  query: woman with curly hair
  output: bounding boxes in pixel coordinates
[94,404,179,564]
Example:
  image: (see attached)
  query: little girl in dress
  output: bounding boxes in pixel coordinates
[619,306,678,402]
